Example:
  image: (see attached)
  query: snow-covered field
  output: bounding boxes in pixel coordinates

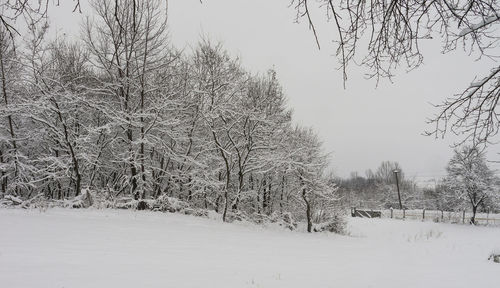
[0,209,499,288]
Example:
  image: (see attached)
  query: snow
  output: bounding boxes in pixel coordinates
[0,209,499,288]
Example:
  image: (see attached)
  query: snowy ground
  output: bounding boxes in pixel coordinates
[0,209,499,288]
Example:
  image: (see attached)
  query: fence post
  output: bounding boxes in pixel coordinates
[441,210,444,222]
[390,207,393,219]
[422,209,425,221]
[462,210,465,224]
[487,210,490,225]
[403,209,406,220]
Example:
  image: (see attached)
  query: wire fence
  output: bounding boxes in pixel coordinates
[351,207,500,226]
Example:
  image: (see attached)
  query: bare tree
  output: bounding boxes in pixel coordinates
[84,0,173,198]
[291,0,500,145]
[0,1,84,41]
[190,40,247,221]
[428,66,500,146]
[375,161,403,184]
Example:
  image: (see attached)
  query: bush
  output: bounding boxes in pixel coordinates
[152,195,190,213]
[225,210,249,223]
[249,213,271,224]
[71,189,94,208]
[0,195,23,207]
[489,251,500,263]
[136,200,149,210]
[0,193,48,209]
[313,213,347,234]
[114,197,138,209]
[270,212,297,231]
[182,208,209,217]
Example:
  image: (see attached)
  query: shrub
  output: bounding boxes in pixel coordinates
[313,213,347,234]
[152,195,190,213]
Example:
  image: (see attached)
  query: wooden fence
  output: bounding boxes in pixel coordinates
[351,207,500,225]
[351,208,382,218]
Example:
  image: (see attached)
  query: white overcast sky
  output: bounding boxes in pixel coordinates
[47,0,500,180]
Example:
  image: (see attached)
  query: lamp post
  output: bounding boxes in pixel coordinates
[393,170,402,209]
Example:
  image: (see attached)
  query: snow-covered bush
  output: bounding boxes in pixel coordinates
[151,195,190,213]
[0,193,47,209]
[224,210,250,223]
[90,189,116,209]
[70,189,94,208]
[114,197,138,209]
[233,212,298,230]
[281,212,298,230]
[269,212,297,230]
[182,208,209,217]
[248,213,271,224]
[489,250,500,263]
[313,213,347,234]
[113,197,154,210]
[0,195,23,207]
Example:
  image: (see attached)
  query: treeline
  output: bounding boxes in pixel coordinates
[336,161,421,209]
[0,0,337,229]
[336,157,500,217]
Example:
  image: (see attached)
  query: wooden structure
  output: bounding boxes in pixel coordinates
[351,208,382,218]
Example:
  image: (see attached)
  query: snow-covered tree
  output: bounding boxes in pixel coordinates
[285,126,335,232]
[83,0,178,199]
[0,27,22,196]
[0,3,342,230]
[443,146,498,224]
[189,40,248,221]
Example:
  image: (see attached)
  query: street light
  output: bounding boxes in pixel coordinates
[393,170,403,209]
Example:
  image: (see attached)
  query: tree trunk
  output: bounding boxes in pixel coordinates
[262,177,267,213]
[232,171,243,210]
[215,195,221,213]
[127,128,138,197]
[203,187,208,209]
[187,176,193,201]
[471,205,478,225]
[0,41,19,196]
[280,175,285,214]
[53,99,81,196]
[0,149,6,194]
[222,166,230,222]
[212,130,231,222]
[302,186,312,233]
[267,180,272,215]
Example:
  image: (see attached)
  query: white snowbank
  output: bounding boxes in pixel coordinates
[0,209,498,288]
